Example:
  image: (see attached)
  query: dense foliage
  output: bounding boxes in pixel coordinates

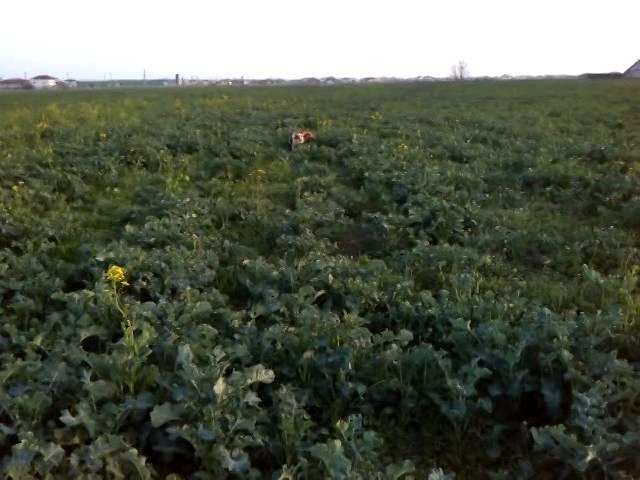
[1,81,639,479]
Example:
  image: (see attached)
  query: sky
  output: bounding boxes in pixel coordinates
[1,0,638,80]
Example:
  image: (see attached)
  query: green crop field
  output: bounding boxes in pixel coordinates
[1,81,639,479]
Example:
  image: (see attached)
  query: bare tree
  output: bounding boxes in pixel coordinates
[450,60,469,81]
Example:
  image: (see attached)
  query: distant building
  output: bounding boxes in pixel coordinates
[31,75,59,89]
[217,79,241,86]
[65,79,78,87]
[580,72,623,80]
[0,78,33,90]
[623,59,640,79]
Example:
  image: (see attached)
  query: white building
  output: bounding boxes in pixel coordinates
[0,78,33,90]
[30,75,59,89]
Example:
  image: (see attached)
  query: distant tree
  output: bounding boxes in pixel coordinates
[450,61,469,81]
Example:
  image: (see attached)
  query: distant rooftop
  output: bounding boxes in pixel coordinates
[0,78,31,84]
[31,75,58,80]
[623,59,640,75]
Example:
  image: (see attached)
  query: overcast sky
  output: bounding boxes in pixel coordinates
[2,0,638,80]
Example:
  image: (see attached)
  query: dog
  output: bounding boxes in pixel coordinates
[289,130,315,150]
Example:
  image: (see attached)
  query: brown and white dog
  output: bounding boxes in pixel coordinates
[289,130,315,150]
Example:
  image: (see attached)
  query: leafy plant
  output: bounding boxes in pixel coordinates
[0,80,639,478]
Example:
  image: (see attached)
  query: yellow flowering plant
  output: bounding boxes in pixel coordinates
[104,265,138,380]
[105,265,129,286]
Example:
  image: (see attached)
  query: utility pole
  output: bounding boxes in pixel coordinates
[143,69,146,85]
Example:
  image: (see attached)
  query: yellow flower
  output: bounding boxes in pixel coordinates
[99,132,108,140]
[105,265,129,285]
[399,143,409,150]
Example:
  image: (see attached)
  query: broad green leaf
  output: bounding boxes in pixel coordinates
[243,391,262,408]
[428,468,455,480]
[214,376,227,402]
[176,344,194,371]
[118,448,155,480]
[60,409,81,427]
[385,460,416,480]
[40,442,65,469]
[217,446,250,474]
[85,379,118,401]
[150,402,180,428]
[396,329,413,345]
[244,364,275,385]
[310,439,352,479]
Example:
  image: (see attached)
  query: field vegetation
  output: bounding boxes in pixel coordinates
[1,81,639,479]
